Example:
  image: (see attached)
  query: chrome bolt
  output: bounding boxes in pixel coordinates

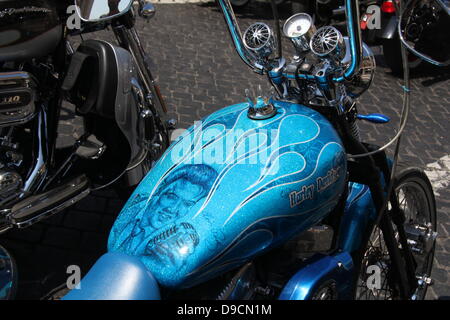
[166,119,177,130]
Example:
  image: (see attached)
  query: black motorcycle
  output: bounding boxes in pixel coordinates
[379,0,449,73]
[294,0,449,73]
[0,0,171,238]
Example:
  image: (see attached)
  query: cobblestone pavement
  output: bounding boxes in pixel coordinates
[1,3,449,299]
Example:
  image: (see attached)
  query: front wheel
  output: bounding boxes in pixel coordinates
[354,165,437,300]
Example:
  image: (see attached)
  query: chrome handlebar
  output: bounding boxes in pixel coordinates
[217,0,265,74]
[216,0,363,82]
[339,0,362,81]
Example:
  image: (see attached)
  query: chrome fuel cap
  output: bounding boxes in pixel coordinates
[245,88,277,120]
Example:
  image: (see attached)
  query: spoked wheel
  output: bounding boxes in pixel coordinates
[355,224,399,299]
[354,165,437,300]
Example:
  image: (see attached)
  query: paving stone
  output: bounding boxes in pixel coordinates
[63,211,102,232]
[4,224,44,243]
[99,215,116,233]
[42,228,81,250]
[74,196,107,213]
[105,198,126,216]
[80,232,108,254]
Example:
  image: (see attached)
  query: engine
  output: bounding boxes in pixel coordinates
[0,72,36,205]
[0,72,36,127]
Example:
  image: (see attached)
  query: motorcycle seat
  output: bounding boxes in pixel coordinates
[63,252,160,300]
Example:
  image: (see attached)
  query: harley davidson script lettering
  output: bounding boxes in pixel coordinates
[0,7,51,18]
[289,166,341,208]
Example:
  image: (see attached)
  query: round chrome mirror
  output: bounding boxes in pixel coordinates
[398,0,450,66]
[283,13,316,53]
[341,37,376,99]
[75,0,134,22]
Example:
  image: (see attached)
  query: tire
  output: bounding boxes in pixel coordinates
[353,164,437,300]
[382,38,423,75]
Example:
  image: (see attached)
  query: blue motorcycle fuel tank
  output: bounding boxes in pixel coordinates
[108,100,347,289]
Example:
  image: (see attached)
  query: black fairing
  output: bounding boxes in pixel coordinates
[62,39,149,188]
[0,0,63,62]
[63,40,118,119]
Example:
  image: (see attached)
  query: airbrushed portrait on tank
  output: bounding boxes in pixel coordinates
[112,164,219,267]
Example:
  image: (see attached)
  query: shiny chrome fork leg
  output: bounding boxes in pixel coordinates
[113,27,166,113]
[378,212,413,299]
[113,25,170,147]
[388,192,420,296]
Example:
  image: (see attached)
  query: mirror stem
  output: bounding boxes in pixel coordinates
[333,0,363,82]
[270,0,282,59]
[217,0,263,73]
[343,0,362,80]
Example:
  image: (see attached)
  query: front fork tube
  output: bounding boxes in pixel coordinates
[340,116,417,299]
[113,25,170,148]
[378,211,413,298]
[388,191,419,295]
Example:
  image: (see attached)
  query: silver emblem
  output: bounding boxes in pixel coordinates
[0,95,21,105]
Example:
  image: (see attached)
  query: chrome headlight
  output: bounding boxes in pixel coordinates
[341,37,376,98]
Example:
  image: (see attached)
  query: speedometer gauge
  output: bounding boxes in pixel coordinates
[283,13,316,53]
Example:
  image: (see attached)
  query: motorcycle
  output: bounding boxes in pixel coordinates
[60,0,437,300]
[379,0,449,74]
[0,0,172,298]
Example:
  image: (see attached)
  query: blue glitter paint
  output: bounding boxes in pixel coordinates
[108,100,347,289]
